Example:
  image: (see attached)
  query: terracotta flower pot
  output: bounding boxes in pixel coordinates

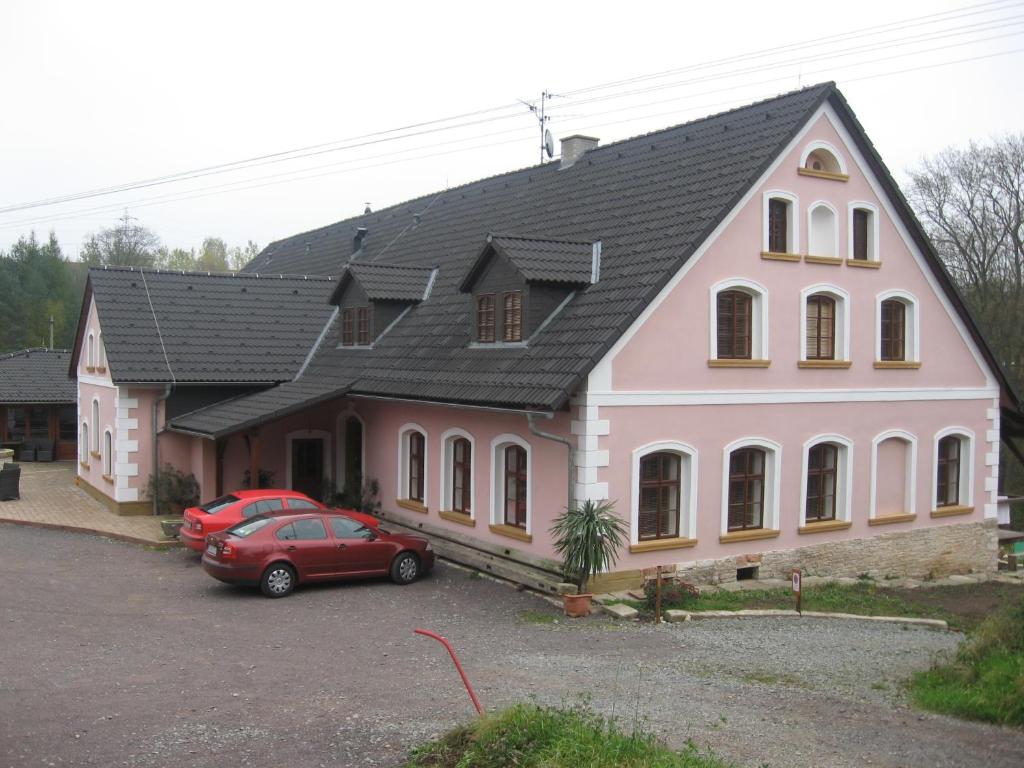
[563,592,593,618]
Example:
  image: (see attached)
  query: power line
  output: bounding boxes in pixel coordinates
[1,0,1019,217]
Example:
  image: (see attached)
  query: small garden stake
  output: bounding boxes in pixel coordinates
[792,567,802,615]
[414,629,484,715]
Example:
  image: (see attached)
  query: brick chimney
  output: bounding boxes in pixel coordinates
[560,135,599,169]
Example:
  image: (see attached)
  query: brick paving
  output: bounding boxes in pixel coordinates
[0,461,169,544]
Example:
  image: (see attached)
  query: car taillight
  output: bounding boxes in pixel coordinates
[219,542,235,559]
[194,520,203,532]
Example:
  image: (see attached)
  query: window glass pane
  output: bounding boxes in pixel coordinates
[257,499,284,515]
[242,503,262,519]
[29,408,49,437]
[292,518,328,540]
[59,405,77,440]
[202,494,240,514]
[229,517,273,537]
[330,516,369,539]
[288,498,319,510]
[276,523,296,540]
[6,407,26,440]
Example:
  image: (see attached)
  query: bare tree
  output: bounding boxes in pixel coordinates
[81,220,161,268]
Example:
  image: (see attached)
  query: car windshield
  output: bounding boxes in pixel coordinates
[200,494,240,515]
[227,516,273,537]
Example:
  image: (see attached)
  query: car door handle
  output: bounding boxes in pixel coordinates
[337,544,347,549]
[286,545,297,551]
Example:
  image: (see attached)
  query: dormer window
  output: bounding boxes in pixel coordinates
[330,262,436,348]
[459,234,597,347]
[502,292,522,342]
[357,307,370,345]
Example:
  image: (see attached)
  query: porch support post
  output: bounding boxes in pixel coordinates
[249,429,260,490]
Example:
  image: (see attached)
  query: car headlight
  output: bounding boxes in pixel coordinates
[424,541,432,552]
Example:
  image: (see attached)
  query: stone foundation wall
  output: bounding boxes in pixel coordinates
[673,520,998,585]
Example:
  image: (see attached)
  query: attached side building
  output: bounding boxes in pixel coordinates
[0,348,77,460]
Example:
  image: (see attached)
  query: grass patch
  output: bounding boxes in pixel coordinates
[909,596,1024,726]
[740,671,806,688]
[518,610,559,625]
[406,703,732,768]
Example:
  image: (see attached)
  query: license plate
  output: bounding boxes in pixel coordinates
[206,544,217,556]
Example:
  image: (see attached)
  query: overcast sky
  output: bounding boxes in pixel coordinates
[1,0,1021,260]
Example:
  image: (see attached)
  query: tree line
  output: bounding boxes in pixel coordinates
[0,222,258,352]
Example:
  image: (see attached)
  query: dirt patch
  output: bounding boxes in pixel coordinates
[882,582,1024,630]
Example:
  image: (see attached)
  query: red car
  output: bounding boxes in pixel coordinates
[179,489,379,552]
[201,511,434,597]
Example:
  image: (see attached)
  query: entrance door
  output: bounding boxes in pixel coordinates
[342,416,363,497]
[292,438,325,501]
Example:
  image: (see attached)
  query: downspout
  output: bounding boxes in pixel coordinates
[526,412,576,513]
[152,384,172,516]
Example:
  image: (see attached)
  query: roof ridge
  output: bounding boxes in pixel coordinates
[90,265,337,281]
[349,261,435,272]
[0,347,69,360]
[490,233,594,245]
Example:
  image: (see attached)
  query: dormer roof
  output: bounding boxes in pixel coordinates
[330,262,436,305]
[459,234,596,292]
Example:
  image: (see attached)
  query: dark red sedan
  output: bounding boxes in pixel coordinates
[201,511,434,597]
[179,489,379,552]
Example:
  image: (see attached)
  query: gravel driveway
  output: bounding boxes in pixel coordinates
[2,525,1022,768]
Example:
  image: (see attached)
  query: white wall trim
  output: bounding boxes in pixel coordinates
[799,283,851,362]
[875,289,920,363]
[489,433,532,533]
[869,429,918,519]
[799,433,854,526]
[284,429,332,492]
[439,427,476,519]
[583,386,997,407]
[708,277,770,361]
[807,199,839,258]
[847,200,880,262]
[800,139,848,174]
[720,437,782,535]
[762,190,800,253]
[335,408,366,493]
[630,440,698,544]
[931,426,976,511]
[396,422,428,504]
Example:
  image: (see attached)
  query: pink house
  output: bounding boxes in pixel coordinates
[75,83,1019,590]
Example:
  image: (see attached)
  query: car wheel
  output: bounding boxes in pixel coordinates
[390,552,420,585]
[260,563,296,598]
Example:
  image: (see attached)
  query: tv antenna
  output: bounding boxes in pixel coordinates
[519,91,557,164]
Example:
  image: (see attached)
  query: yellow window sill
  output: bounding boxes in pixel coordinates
[719,528,781,544]
[798,360,851,369]
[798,167,849,182]
[79,461,90,470]
[489,523,532,543]
[629,537,697,553]
[439,509,476,527]
[798,519,852,535]
[95,367,107,374]
[102,474,114,484]
[396,499,428,514]
[868,513,916,526]
[760,251,801,262]
[931,505,974,518]
[90,451,102,460]
[804,254,843,265]
[874,361,921,369]
[708,359,771,368]
[846,258,881,269]
[85,366,96,373]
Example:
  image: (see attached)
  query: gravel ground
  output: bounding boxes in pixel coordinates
[2,525,1022,768]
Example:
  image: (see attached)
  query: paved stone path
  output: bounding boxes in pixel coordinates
[0,461,167,544]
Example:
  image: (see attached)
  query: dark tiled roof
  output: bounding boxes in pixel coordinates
[0,348,75,404]
[78,268,337,384]
[461,234,595,290]
[330,262,435,304]
[171,84,841,436]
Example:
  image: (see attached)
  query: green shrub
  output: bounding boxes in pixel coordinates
[240,468,275,489]
[146,463,199,517]
[644,579,701,611]
[406,703,731,768]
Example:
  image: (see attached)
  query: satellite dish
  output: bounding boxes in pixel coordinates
[544,129,555,159]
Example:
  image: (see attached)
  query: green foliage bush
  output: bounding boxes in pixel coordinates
[146,463,200,517]
[643,580,700,611]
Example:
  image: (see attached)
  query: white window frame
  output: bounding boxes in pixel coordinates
[86,333,95,368]
[397,423,428,504]
[720,437,782,534]
[800,284,850,362]
[490,433,531,533]
[630,440,698,544]
[800,140,848,175]
[807,200,839,258]
[80,422,89,464]
[875,290,920,363]
[799,434,853,526]
[932,427,975,510]
[91,398,100,453]
[440,427,476,517]
[102,429,113,476]
[848,201,880,262]
[762,190,799,254]
[869,429,918,519]
[284,429,332,492]
[709,278,770,361]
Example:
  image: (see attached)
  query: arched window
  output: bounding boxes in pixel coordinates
[80,423,89,465]
[808,202,838,258]
[806,443,837,522]
[397,424,428,508]
[933,429,973,511]
[103,430,113,477]
[717,290,751,359]
[91,400,100,453]
[762,191,798,255]
[880,299,906,361]
[799,142,847,178]
[408,432,425,503]
[849,202,879,262]
[711,279,769,364]
[806,294,835,360]
[504,445,527,528]
[728,447,766,531]
[451,438,472,514]
[86,333,95,369]
[638,452,680,541]
[870,430,918,521]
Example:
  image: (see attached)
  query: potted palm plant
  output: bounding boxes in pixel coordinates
[550,499,627,617]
